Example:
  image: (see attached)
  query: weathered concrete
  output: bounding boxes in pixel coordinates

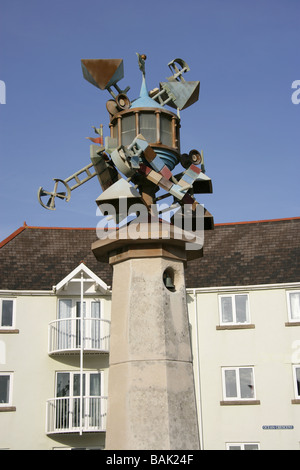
[92,224,201,449]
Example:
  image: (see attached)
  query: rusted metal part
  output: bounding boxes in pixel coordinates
[81,58,123,90]
[81,58,130,98]
[38,54,213,230]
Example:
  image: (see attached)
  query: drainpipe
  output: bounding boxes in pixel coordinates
[193,288,204,449]
[80,271,84,435]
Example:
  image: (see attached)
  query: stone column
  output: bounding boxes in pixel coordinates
[92,224,201,450]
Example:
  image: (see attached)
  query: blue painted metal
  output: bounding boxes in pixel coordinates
[130,75,164,110]
[151,147,178,171]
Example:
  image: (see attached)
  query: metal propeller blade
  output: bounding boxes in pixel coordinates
[38,179,71,211]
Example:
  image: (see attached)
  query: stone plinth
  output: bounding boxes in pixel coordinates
[92,222,202,449]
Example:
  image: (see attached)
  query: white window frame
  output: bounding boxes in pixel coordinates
[55,370,104,398]
[0,372,13,407]
[287,291,300,323]
[293,365,300,399]
[226,442,260,450]
[222,366,256,401]
[57,298,102,321]
[57,298,103,347]
[54,370,104,432]
[0,299,16,330]
[219,293,250,325]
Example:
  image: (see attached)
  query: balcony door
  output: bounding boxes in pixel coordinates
[57,299,101,351]
[55,371,102,431]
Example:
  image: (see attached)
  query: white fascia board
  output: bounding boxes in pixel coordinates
[187,281,300,294]
[0,290,54,296]
[53,263,110,294]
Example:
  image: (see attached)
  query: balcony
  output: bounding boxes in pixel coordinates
[46,396,107,434]
[48,318,110,355]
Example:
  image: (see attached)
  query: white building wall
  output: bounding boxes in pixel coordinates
[0,291,111,450]
[1,282,300,449]
[187,283,300,450]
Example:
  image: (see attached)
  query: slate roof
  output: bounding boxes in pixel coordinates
[186,217,300,288]
[0,218,299,291]
[0,226,112,291]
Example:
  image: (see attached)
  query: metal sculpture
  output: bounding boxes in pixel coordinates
[38,54,213,230]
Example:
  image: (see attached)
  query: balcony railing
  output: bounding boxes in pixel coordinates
[48,318,110,355]
[46,396,107,434]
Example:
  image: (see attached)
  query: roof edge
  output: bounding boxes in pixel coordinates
[0,225,27,249]
[0,224,99,249]
[214,216,300,227]
[1,216,299,249]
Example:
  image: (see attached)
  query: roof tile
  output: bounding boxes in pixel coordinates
[0,218,299,290]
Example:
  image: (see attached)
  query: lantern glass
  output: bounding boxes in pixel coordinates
[139,112,157,143]
[160,115,173,147]
[121,114,136,146]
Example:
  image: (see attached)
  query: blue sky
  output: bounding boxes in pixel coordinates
[0,0,299,241]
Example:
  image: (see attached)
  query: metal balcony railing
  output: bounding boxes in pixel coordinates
[48,318,110,355]
[46,396,108,434]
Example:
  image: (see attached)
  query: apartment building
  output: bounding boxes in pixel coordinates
[0,217,299,449]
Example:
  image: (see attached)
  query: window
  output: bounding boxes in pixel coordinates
[56,371,102,399]
[139,112,157,144]
[293,366,300,399]
[160,115,173,147]
[226,443,259,450]
[222,367,256,401]
[219,294,250,325]
[0,299,15,329]
[0,373,13,406]
[55,371,103,430]
[57,299,102,350]
[287,291,300,322]
[121,114,136,146]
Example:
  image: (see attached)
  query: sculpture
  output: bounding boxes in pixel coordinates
[38,54,213,233]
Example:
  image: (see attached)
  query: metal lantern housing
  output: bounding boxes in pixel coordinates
[109,77,181,171]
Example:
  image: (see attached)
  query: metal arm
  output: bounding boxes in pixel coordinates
[38,162,98,210]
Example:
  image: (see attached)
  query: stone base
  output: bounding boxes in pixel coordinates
[92,220,204,263]
[105,361,199,450]
[92,225,201,450]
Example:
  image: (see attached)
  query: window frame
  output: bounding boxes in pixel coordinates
[0,372,13,407]
[55,370,104,398]
[226,442,260,450]
[53,370,104,432]
[53,298,107,353]
[222,366,256,402]
[0,299,16,330]
[57,298,102,320]
[287,291,300,323]
[293,365,300,399]
[218,293,250,326]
